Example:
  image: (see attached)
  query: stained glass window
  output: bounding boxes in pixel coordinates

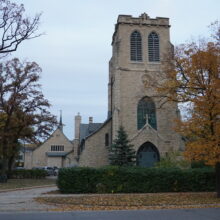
[137,97,157,130]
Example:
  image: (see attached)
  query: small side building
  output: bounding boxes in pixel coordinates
[24,121,77,169]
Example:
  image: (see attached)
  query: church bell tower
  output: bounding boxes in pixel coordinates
[108,13,182,166]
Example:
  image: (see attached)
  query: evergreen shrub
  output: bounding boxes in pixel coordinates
[191,161,210,168]
[57,166,215,193]
[109,126,136,166]
[10,169,47,179]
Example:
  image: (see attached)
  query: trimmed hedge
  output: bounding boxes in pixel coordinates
[57,166,215,193]
[9,169,47,179]
[191,161,210,169]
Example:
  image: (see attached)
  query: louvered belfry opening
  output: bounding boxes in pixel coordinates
[148,32,160,62]
[130,31,142,61]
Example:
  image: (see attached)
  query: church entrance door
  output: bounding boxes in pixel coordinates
[137,142,159,167]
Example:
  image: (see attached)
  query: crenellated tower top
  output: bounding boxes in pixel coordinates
[112,13,170,45]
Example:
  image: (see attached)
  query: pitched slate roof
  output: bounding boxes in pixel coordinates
[22,144,37,152]
[80,123,103,141]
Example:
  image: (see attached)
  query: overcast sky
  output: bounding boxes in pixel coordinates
[12,0,220,139]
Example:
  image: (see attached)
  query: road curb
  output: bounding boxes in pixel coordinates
[0,184,56,193]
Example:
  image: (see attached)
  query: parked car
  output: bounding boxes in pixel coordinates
[32,166,55,176]
[44,167,55,176]
[14,167,25,170]
[53,167,59,176]
[66,164,78,168]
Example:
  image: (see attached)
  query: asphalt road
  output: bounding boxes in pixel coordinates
[0,208,220,220]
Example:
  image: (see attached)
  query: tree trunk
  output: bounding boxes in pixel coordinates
[216,162,220,198]
[7,155,15,178]
[8,155,15,170]
[0,158,8,183]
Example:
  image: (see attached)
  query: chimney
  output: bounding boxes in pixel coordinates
[89,117,93,124]
[75,113,81,140]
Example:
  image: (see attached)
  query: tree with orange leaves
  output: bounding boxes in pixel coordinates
[154,21,220,196]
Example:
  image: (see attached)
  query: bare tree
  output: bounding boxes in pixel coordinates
[0,0,41,55]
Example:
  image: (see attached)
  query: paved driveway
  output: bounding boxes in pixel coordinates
[0,186,57,212]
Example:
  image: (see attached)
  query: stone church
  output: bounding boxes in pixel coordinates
[24,13,183,169]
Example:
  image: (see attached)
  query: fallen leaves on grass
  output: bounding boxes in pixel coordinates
[36,192,220,211]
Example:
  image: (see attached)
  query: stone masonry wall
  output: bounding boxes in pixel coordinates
[79,120,112,167]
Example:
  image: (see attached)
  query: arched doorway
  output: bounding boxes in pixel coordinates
[137,142,160,167]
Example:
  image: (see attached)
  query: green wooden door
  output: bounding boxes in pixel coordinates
[137,142,159,167]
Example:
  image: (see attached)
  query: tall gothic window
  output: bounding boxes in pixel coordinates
[137,97,157,130]
[130,31,142,61]
[148,32,160,62]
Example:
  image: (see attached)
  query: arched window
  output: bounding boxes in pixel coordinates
[137,97,157,130]
[148,32,160,62]
[130,31,142,61]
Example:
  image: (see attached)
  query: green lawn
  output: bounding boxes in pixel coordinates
[0,178,56,191]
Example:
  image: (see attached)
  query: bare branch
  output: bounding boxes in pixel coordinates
[0,0,42,55]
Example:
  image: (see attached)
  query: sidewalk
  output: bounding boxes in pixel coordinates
[0,186,58,212]
[0,184,56,193]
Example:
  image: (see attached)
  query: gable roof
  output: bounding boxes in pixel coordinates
[80,123,103,142]
[33,127,73,152]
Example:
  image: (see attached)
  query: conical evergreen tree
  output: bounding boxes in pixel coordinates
[109,126,136,166]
